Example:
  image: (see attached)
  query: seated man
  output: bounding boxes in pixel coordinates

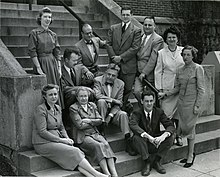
[129,90,175,176]
[75,24,107,79]
[61,47,94,125]
[93,63,136,156]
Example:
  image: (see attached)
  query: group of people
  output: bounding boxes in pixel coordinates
[29,5,205,177]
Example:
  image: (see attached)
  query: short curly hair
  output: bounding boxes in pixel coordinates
[36,7,53,26]
[163,26,181,43]
[41,84,59,98]
[181,45,198,60]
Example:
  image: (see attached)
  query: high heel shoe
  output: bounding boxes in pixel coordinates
[183,153,196,168]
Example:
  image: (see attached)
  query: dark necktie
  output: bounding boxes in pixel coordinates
[122,23,126,34]
[147,112,152,133]
[70,69,76,85]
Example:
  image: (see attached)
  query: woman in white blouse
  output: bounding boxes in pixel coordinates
[154,26,184,146]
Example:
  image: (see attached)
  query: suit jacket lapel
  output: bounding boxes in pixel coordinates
[111,80,120,98]
[140,108,150,132]
[116,25,122,47]
[101,76,109,96]
[139,32,156,57]
[62,66,74,86]
[120,23,133,47]
[151,107,158,133]
[81,40,94,63]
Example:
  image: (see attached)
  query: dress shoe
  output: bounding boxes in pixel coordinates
[180,158,187,163]
[183,153,196,168]
[153,161,166,174]
[176,136,183,146]
[141,162,151,176]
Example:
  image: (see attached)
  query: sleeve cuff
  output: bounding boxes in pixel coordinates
[109,113,114,117]
[141,132,147,137]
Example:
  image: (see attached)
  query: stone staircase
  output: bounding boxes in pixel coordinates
[1,2,220,177]
[17,115,220,176]
[0,2,109,73]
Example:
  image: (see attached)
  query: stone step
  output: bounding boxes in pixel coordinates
[6,45,108,57]
[16,53,109,70]
[0,17,103,28]
[30,151,142,177]
[18,129,220,176]
[0,9,96,20]
[18,133,126,174]
[1,35,108,46]
[0,2,87,13]
[1,26,108,36]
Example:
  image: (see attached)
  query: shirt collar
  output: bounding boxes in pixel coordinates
[122,21,131,30]
[64,64,71,75]
[144,110,152,119]
[142,33,153,41]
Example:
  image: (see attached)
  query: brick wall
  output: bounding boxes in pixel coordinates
[114,0,220,19]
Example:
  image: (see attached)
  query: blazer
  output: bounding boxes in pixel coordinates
[137,32,164,82]
[93,75,124,115]
[75,37,106,67]
[155,46,184,90]
[69,102,103,144]
[107,22,141,74]
[32,103,68,145]
[61,64,89,108]
[167,63,205,108]
[129,107,175,137]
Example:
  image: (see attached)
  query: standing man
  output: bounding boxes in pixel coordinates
[134,16,164,104]
[75,24,106,78]
[94,63,136,156]
[61,47,94,125]
[107,5,141,111]
[129,90,175,176]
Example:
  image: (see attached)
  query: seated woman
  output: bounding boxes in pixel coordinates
[32,84,108,177]
[69,87,118,177]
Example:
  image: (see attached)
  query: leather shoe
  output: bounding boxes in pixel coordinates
[180,158,187,163]
[141,162,150,176]
[153,161,166,174]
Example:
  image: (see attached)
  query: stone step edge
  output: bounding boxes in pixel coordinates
[18,127,220,173]
[30,151,141,177]
[0,2,84,12]
[23,129,220,176]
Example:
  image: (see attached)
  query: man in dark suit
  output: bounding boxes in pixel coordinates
[75,24,106,78]
[129,90,175,176]
[107,5,141,111]
[134,16,164,104]
[61,47,94,125]
[94,63,136,156]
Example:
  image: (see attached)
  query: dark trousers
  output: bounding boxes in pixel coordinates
[118,72,136,107]
[132,134,174,161]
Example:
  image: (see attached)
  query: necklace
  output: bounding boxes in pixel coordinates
[168,46,177,52]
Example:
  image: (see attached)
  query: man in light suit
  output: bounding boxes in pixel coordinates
[94,63,136,156]
[134,16,164,104]
[107,5,141,111]
[75,24,106,78]
[61,47,94,125]
[129,90,175,176]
